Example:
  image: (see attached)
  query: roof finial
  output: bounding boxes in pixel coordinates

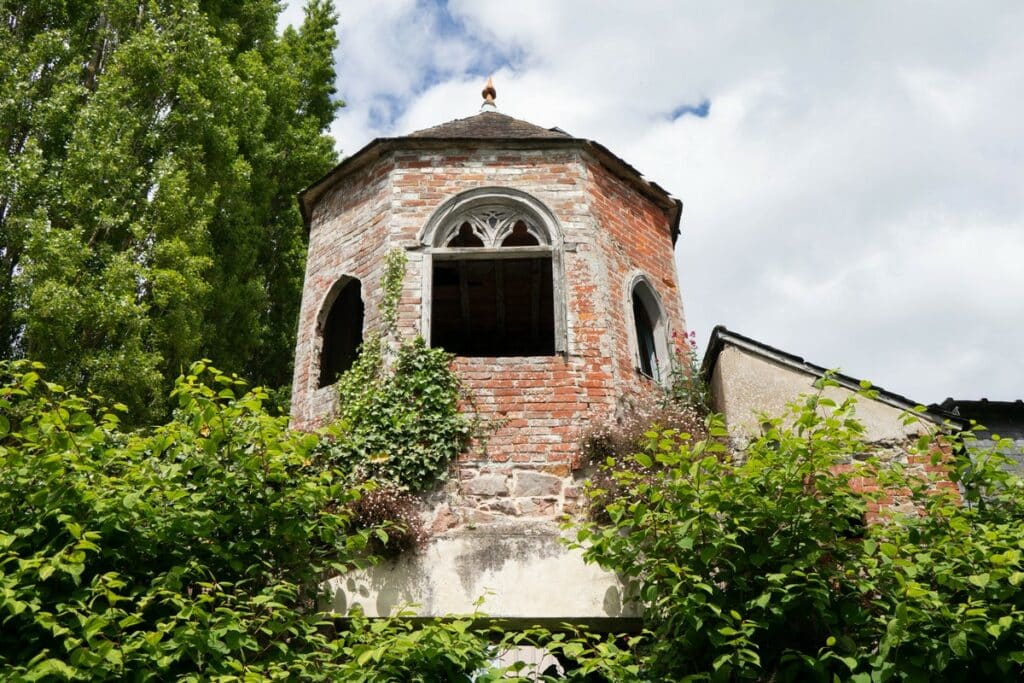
[481,75,497,111]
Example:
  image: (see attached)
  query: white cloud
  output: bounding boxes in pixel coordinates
[283,0,1024,401]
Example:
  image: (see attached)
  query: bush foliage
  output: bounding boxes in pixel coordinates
[0,359,627,681]
[6,356,1024,681]
[575,379,1024,681]
[0,359,370,679]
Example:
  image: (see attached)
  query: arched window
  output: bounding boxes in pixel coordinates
[420,188,565,356]
[630,277,669,383]
[318,278,364,387]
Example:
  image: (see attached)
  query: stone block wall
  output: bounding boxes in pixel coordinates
[291,142,686,527]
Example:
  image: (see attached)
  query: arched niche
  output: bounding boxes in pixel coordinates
[627,273,670,384]
[317,277,364,387]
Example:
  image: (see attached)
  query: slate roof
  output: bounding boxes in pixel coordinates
[408,111,571,140]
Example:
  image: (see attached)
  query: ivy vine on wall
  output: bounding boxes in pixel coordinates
[321,248,472,494]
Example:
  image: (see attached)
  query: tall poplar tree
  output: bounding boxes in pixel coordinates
[0,1,339,419]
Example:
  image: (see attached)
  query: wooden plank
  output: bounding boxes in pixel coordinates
[458,261,471,339]
[531,258,542,342]
[431,246,552,261]
[495,260,505,340]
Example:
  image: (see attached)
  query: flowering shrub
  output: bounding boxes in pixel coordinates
[348,484,428,557]
[669,328,710,411]
[581,329,708,522]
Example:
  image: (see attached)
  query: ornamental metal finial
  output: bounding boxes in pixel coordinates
[481,76,497,111]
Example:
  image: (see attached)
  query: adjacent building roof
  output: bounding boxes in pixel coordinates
[934,399,1024,440]
[297,110,682,244]
[936,399,1024,474]
[701,325,961,427]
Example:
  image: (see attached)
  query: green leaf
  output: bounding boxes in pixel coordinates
[968,573,990,588]
[949,631,968,657]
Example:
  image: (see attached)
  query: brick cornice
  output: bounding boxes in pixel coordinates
[298,137,682,244]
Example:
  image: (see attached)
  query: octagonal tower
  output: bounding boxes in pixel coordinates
[292,88,685,623]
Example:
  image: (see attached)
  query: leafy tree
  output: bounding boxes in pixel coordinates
[0,1,340,421]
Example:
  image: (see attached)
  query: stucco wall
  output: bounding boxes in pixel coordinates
[325,521,639,628]
[711,345,929,442]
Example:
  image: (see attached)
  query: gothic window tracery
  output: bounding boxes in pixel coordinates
[422,191,563,356]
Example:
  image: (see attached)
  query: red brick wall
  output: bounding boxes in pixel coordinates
[291,156,394,428]
[291,143,687,526]
[585,160,686,404]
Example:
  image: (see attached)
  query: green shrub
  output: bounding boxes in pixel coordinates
[573,378,1024,681]
[0,359,374,679]
[0,360,637,680]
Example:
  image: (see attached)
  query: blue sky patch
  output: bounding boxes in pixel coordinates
[669,99,711,120]
[360,0,514,130]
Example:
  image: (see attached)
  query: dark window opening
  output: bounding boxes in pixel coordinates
[633,291,660,381]
[319,279,364,387]
[501,221,540,247]
[447,222,485,247]
[432,258,554,356]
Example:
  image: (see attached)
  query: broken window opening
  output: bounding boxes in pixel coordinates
[318,278,364,387]
[422,190,566,356]
[631,280,665,383]
[432,257,554,356]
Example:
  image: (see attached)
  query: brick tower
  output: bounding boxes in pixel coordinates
[292,82,686,623]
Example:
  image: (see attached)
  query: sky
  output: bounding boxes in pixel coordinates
[279,0,1024,404]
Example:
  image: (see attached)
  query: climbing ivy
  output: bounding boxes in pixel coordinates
[323,248,472,494]
[326,336,471,492]
[380,248,407,333]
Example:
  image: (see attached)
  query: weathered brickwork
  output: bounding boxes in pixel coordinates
[292,133,685,528]
[291,156,396,427]
[584,159,685,407]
